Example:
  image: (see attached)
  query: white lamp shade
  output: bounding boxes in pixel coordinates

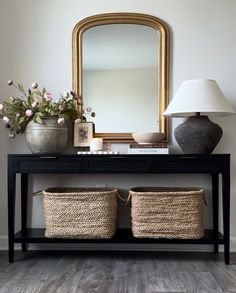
[164,79,235,117]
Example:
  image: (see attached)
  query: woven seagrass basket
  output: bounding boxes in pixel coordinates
[129,187,204,239]
[43,187,118,239]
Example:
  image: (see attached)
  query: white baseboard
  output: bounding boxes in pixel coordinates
[1,235,236,252]
[230,237,236,251]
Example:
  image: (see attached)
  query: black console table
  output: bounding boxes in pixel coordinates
[8,154,230,264]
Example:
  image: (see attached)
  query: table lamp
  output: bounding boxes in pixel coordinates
[164,79,235,154]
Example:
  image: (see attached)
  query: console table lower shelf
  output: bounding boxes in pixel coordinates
[14,228,224,246]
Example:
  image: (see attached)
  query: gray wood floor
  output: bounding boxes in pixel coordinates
[0,251,236,293]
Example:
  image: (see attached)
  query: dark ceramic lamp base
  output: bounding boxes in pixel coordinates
[174,115,223,154]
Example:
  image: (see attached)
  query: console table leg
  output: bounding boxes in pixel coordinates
[21,173,28,252]
[8,157,16,263]
[8,241,14,263]
[222,160,230,265]
[212,173,219,253]
[21,243,26,252]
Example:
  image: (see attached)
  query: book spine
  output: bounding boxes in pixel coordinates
[129,144,168,148]
[127,148,169,154]
[77,151,119,155]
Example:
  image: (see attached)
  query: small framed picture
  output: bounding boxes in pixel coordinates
[74,122,94,147]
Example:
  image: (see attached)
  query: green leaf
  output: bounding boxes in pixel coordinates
[18,116,27,124]
[34,115,43,124]
[18,83,25,92]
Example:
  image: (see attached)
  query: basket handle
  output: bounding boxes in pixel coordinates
[126,192,132,204]
[116,191,132,205]
[32,190,43,196]
[116,191,129,204]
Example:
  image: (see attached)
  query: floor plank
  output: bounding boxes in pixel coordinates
[38,255,89,293]
[0,251,235,293]
[0,252,60,293]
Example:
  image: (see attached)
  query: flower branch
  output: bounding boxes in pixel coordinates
[0,80,95,138]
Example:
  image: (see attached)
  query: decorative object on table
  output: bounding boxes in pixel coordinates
[0,80,84,154]
[42,187,119,239]
[26,117,68,154]
[73,121,94,147]
[77,151,119,155]
[132,132,165,144]
[128,143,169,154]
[129,187,204,239]
[77,141,118,154]
[90,137,103,152]
[164,79,235,154]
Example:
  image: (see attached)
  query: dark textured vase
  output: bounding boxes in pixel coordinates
[174,115,223,154]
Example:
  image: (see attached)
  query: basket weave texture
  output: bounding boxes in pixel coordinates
[129,187,204,239]
[43,187,118,239]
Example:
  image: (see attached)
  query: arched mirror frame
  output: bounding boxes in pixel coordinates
[72,13,170,142]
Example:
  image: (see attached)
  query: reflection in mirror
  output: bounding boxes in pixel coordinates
[72,13,170,142]
[83,24,159,133]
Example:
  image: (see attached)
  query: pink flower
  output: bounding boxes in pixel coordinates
[31,82,38,89]
[25,109,33,117]
[31,101,38,108]
[9,132,15,139]
[7,80,13,86]
[75,118,81,124]
[77,98,83,106]
[86,106,92,112]
[57,117,65,125]
[58,104,64,111]
[63,91,69,98]
[3,116,9,124]
[44,92,52,102]
[0,104,4,111]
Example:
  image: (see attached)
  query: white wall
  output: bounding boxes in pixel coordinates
[1,0,236,250]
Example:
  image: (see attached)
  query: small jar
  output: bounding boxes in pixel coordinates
[90,138,103,152]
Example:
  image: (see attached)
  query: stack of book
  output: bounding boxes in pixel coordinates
[128,143,169,154]
[77,151,119,155]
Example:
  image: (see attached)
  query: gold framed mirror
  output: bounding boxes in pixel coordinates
[72,13,170,142]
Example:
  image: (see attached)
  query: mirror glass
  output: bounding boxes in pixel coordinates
[83,24,159,133]
[72,13,169,142]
